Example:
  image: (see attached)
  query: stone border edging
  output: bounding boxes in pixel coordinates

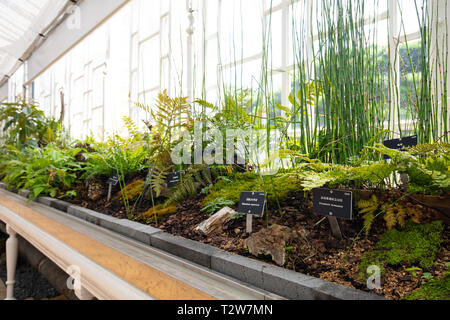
[0,183,384,300]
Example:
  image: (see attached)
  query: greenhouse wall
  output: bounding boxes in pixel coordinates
[2,0,449,142]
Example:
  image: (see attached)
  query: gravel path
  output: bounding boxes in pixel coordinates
[0,258,60,300]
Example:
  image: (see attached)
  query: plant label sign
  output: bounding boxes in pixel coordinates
[238,192,266,217]
[106,174,121,202]
[313,188,353,220]
[167,171,185,188]
[383,135,418,159]
[107,174,120,186]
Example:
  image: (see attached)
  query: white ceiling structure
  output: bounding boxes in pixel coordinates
[0,0,129,101]
[0,0,68,83]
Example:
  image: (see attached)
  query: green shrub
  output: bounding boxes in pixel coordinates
[1,144,84,199]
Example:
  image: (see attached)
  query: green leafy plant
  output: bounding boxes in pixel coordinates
[164,165,213,206]
[1,144,84,199]
[231,212,245,220]
[0,100,64,149]
[405,267,423,278]
[370,143,450,194]
[201,198,235,216]
[422,272,434,280]
[83,135,147,181]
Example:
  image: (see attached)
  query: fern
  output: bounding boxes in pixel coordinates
[147,166,170,198]
[357,194,431,235]
[299,171,334,190]
[201,198,235,216]
[194,99,219,112]
[122,116,141,140]
[164,165,212,206]
[357,195,380,235]
[383,204,397,230]
[152,90,192,137]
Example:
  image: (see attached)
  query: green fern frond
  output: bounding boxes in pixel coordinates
[122,116,141,140]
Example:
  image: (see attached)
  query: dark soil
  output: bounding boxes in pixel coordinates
[65,188,450,300]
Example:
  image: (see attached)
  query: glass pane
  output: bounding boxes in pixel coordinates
[161,57,170,91]
[264,0,283,10]
[131,34,139,70]
[398,0,425,36]
[161,14,170,56]
[72,77,84,114]
[205,0,218,35]
[139,0,160,38]
[139,36,160,91]
[205,39,219,88]
[83,91,92,120]
[93,67,104,107]
[242,0,263,58]
[161,0,170,14]
[289,0,309,66]
[219,0,263,65]
[130,70,138,102]
[72,113,83,139]
[91,107,104,140]
[268,9,282,68]
[221,58,263,104]
[399,39,422,121]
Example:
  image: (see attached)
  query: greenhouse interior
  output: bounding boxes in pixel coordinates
[0,0,448,305]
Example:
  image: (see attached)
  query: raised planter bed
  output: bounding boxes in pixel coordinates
[0,183,384,300]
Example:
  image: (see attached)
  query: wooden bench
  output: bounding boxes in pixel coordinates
[0,189,275,300]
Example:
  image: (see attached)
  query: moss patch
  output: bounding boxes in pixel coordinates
[403,272,450,300]
[203,172,303,209]
[358,221,444,282]
[114,180,145,202]
[142,205,177,220]
[204,172,260,206]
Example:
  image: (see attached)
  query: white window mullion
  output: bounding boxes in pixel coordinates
[389,0,400,137]
[281,0,289,108]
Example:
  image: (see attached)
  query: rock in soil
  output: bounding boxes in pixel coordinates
[87,181,106,201]
[195,207,236,236]
[245,224,311,266]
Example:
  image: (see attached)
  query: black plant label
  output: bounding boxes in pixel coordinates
[313,188,353,220]
[383,135,418,159]
[238,191,266,217]
[107,174,120,186]
[167,171,185,188]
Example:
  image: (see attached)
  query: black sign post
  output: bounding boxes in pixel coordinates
[383,135,418,159]
[313,188,353,239]
[167,171,185,188]
[237,191,266,233]
[383,135,418,185]
[106,174,120,202]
